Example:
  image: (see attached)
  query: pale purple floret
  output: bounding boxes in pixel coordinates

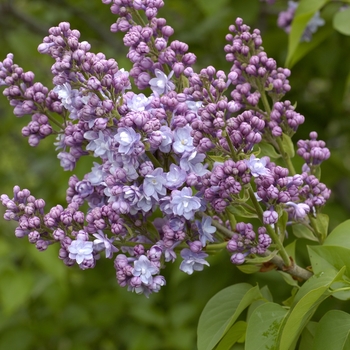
[302,11,325,42]
[57,152,76,171]
[149,69,175,95]
[179,151,208,176]
[286,201,310,219]
[150,275,166,293]
[127,93,152,111]
[93,231,118,258]
[173,124,195,154]
[143,168,167,200]
[85,130,111,158]
[114,126,141,155]
[165,164,187,190]
[170,187,202,220]
[68,238,94,264]
[185,100,202,115]
[179,248,210,274]
[158,126,173,153]
[196,215,216,246]
[86,162,105,186]
[132,255,159,284]
[245,155,270,177]
[53,83,77,111]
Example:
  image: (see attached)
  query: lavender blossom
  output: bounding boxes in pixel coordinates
[143,168,167,200]
[196,215,216,246]
[149,69,175,95]
[127,93,152,111]
[114,126,141,155]
[165,164,187,190]
[245,155,270,177]
[170,187,202,220]
[68,237,94,264]
[93,231,118,258]
[179,248,210,274]
[179,151,208,176]
[286,202,310,220]
[132,255,159,284]
[85,131,111,159]
[173,124,195,154]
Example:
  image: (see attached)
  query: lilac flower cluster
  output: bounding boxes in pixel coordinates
[0,1,332,296]
[297,132,331,170]
[227,223,271,265]
[225,19,292,101]
[250,156,330,223]
[277,1,325,42]
[0,54,56,146]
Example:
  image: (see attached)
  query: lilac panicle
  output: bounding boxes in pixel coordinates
[0,0,332,297]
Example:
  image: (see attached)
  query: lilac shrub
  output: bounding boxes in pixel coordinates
[0,0,332,299]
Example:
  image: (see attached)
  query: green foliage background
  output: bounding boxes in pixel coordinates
[1,0,350,349]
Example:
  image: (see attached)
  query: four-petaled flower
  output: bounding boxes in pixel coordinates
[114,126,141,155]
[196,215,216,246]
[93,231,119,258]
[244,155,270,177]
[133,255,159,284]
[170,187,202,220]
[68,238,94,264]
[179,248,210,275]
[149,69,175,95]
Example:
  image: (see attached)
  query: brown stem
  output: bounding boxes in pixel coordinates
[263,250,313,281]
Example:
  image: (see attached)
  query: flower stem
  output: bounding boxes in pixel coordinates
[248,187,292,267]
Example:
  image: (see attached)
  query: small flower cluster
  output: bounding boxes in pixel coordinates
[227,223,272,265]
[0,0,331,296]
[251,156,330,224]
[297,131,331,170]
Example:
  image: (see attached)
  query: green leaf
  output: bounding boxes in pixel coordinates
[197,284,262,350]
[278,271,300,288]
[276,210,288,240]
[323,219,350,249]
[310,213,329,243]
[333,7,350,35]
[286,0,330,67]
[292,224,318,242]
[282,286,299,307]
[210,155,227,163]
[236,264,261,274]
[286,21,333,68]
[330,280,350,301]
[260,285,273,302]
[313,310,350,349]
[308,245,350,277]
[279,268,345,350]
[256,142,281,159]
[245,250,278,264]
[215,321,247,350]
[245,302,288,350]
[299,321,318,350]
[285,240,297,262]
[146,221,160,241]
[226,205,258,219]
[281,133,295,158]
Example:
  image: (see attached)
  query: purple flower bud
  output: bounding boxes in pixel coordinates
[263,210,278,225]
[230,252,245,264]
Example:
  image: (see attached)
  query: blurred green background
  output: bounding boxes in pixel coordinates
[1,0,350,349]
